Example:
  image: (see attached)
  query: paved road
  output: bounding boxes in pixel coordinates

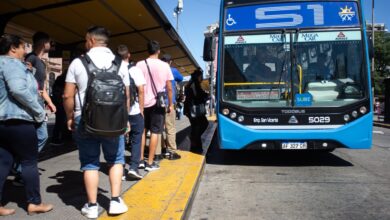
[189,127,390,220]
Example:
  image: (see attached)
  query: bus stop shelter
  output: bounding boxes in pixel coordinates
[0,0,199,75]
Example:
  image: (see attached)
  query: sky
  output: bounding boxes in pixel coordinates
[156,0,389,71]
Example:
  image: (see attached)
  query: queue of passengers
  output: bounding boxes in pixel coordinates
[0,26,209,218]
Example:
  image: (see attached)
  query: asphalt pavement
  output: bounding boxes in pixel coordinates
[189,126,390,220]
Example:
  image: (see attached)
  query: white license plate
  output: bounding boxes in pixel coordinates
[281,142,307,150]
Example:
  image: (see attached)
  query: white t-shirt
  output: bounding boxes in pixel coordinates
[66,47,130,118]
[120,62,146,116]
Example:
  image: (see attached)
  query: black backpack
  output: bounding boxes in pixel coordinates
[125,62,138,107]
[79,54,128,137]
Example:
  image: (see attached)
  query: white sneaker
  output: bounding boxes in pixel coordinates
[81,203,99,219]
[109,197,128,215]
[128,169,143,180]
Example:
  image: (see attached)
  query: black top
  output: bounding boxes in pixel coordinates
[25,53,46,91]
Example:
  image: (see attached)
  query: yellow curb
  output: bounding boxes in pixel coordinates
[207,115,216,122]
[374,122,390,128]
[99,150,204,220]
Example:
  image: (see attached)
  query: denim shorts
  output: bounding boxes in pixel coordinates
[74,116,125,170]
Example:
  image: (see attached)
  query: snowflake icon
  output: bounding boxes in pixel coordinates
[339,6,356,21]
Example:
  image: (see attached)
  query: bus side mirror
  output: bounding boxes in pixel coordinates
[203,36,216,61]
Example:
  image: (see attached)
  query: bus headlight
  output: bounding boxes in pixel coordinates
[230,112,237,119]
[238,115,244,122]
[359,106,367,114]
[343,114,350,122]
[222,108,230,115]
[351,111,358,118]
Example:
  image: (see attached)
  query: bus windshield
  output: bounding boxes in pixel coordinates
[222,31,366,108]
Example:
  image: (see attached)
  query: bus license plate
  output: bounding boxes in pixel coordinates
[281,142,307,150]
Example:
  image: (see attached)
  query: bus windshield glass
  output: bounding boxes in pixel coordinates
[222,31,366,108]
[221,1,367,108]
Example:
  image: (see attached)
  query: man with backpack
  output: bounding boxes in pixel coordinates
[63,26,129,218]
[136,40,174,171]
[117,45,146,180]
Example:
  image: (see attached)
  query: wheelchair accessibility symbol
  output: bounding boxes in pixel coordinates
[226,14,237,26]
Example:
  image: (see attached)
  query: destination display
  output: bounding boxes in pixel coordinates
[225,1,360,31]
[224,31,361,45]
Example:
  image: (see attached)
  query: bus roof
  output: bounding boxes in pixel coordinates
[223,0,359,6]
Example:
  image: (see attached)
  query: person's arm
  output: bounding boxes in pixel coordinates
[172,68,183,82]
[41,83,56,113]
[126,86,130,112]
[166,80,173,113]
[3,61,45,121]
[132,67,146,116]
[63,82,76,131]
[63,59,79,131]
[138,85,144,116]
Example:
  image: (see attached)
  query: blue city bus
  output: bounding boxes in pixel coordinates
[207,0,372,150]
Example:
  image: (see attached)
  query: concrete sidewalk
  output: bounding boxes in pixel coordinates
[2,116,216,220]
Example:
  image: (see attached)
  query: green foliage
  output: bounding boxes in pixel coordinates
[373,32,390,95]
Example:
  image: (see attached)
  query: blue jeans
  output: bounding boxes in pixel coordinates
[37,121,48,153]
[73,116,125,170]
[128,114,144,170]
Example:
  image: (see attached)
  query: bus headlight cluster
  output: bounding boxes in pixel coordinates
[351,111,358,118]
[222,108,230,116]
[359,106,367,114]
[344,114,350,122]
[222,108,244,123]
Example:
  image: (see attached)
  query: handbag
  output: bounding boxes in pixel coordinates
[145,60,167,109]
[190,102,206,118]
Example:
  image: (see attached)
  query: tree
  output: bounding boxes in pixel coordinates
[373,32,390,95]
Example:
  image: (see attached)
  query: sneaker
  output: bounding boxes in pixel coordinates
[154,154,164,161]
[165,152,181,160]
[145,161,160,171]
[138,161,145,169]
[12,176,24,187]
[127,169,143,180]
[121,175,127,181]
[81,203,99,219]
[109,197,128,215]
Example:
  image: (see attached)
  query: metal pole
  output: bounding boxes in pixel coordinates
[176,12,179,32]
[371,0,375,75]
[210,61,214,116]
